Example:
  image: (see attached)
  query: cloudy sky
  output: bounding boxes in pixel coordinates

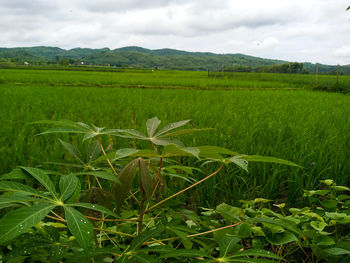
[1,0,350,65]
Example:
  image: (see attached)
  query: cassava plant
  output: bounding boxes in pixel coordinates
[0,117,301,262]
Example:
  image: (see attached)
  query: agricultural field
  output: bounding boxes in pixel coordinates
[1,68,349,204]
[1,68,350,262]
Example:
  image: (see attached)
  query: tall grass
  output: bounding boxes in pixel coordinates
[1,81,349,206]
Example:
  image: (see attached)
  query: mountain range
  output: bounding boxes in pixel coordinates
[0,46,349,74]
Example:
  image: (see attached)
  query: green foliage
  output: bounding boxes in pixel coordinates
[1,117,349,262]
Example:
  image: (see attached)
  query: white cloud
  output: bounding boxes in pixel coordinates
[0,0,350,64]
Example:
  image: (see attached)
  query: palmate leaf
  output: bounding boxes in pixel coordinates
[68,202,117,217]
[0,195,39,207]
[146,117,161,137]
[20,167,58,199]
[154,119,191,137]
[64,206,94,250]
[0,181,50,200]
[157,249,210,259]
[59,174,80,201]
[0,168,31,181]
[88,139,102,162]
[75,171,120,184]
[240,155,301,168]
[228,248,282,259]
[0,204,56,245]
[162,144,200,158]
[58,139,84,164]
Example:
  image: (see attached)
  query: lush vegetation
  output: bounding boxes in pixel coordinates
[1,46,350,74]
[1,118,349,262]
[0,68,350,261]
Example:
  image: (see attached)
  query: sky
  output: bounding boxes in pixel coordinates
[1,0,350,65]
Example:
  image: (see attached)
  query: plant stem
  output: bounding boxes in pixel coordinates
[145,163,225,213]
[187,222,242,238]
[98,135,118,177]
[151,157,163,198]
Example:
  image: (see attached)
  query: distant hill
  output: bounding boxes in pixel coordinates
[0,46,349,74]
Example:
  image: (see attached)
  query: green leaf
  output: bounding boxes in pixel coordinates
[324,247,350,255]
[0,181,50,199]
[138,158,153,200]
[87,140,101,162]
[115,148,140,160]
[69,202,117,217]
[241,155,301,167]
[64,206,94,249]
[228,156,248,172]
[0,168,31,180]
[198,146,239,159]
[228,248,282,260]
[250,217,302,235]
[0,195,39,207]
[127,227,164,251]
[118,129,148,140]
[59,174,79,201]
[157,249,209,259]
[39,127,87,135]
[154,119,191,137]
[162,144,200,158]
[237,222,251,238]
[20,167,58,199]
[158,128,213,138]
[331,185,350,191]
[58,139,84,164]
[45,225,60,242]
[113,159,139,209]
[76,171,120,184]
[0,204,55,245]
[316,236,335,246]
[265,231,298,245]
[214,232,240,257]
[146,117,161,137]
[310,221,327,232]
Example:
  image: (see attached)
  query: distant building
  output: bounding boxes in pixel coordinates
[24,61,29,66]
[81,62,84,65]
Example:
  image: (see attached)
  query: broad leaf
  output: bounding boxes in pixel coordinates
[0,168,31,181]
[228,248,282,260]
[146,117,161,137]
[154,119,191,137]
[64,206,94,249]
[87,140,101,162]
[0,204,55,245]
[0,181,50,200]
[115,148,140,160]
[158,128,213,138]
[75,171,120,184]
[162,144,200,158]
[228,156,248,172]
[0,195,39,207]
[157,249,209,259]
[139,158,153,200]
[113,159,139,209]
[20,167,58,199]
[58,139,84,164]
[241,155,300,167]
[59,174,79,201]
[127,227,164,251]
[69,202,117,217]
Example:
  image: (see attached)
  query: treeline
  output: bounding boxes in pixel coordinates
[1,46,349,74]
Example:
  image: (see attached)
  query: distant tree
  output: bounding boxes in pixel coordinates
[59,58,69,66]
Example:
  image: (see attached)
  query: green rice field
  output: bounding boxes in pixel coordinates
[1,68,350,207]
